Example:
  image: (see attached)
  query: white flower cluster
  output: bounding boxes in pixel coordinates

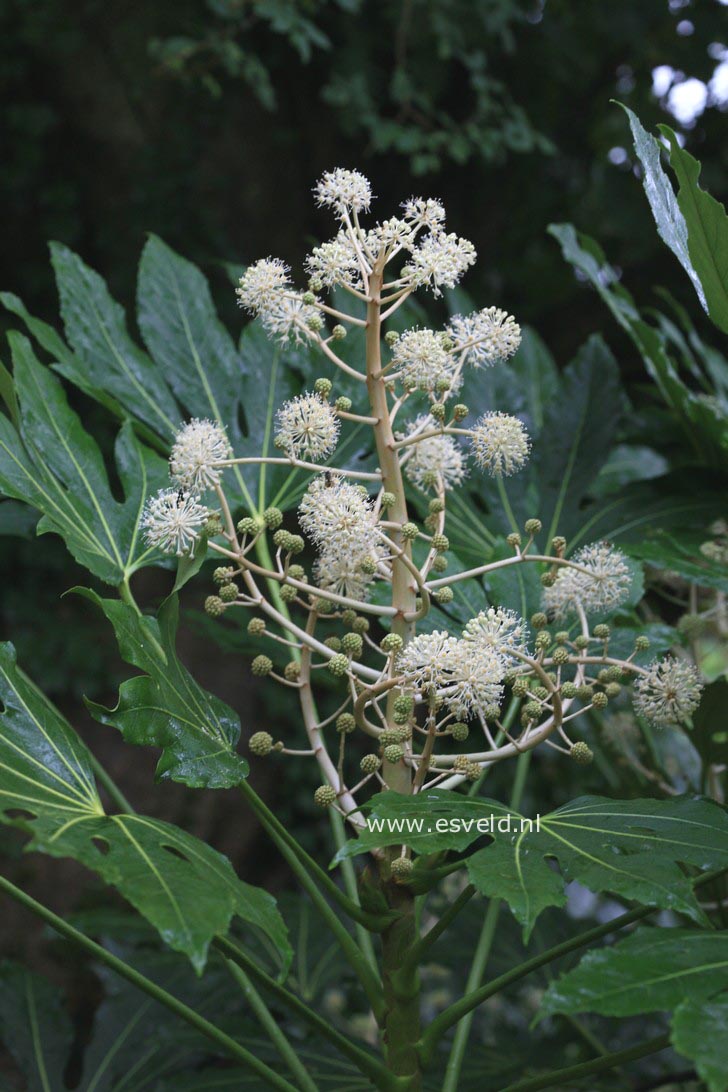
[170,418,232,492]
[543,543,632,619]
[470,412,530,477]
[299,475,383,601]
[314,168,373,216]
[305,231,362,290]
[236,259,319,342]
[389,329,459,393]
[462,607,529,668]
[401,232,477,296]
[401,416,467,493]
[275,393,340,462]
[141,489,209,557]
[401,197,446,232]
[634,657,704,727]
[448,308,522,368]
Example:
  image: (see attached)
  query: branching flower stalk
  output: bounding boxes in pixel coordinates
[140,168,705,1089]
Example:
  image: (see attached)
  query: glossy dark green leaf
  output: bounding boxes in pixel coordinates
[0,335,169,584]
[0,963,72,1092]
[82,591,250,789]
[541,927,728,1017]
[0,642,287,972]
[672,993,728,1092]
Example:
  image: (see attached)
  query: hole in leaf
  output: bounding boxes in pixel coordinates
[4,808,35,821]
[91,836,110,856]
[162,843,190,863]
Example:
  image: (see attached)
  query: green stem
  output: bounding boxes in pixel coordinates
[497,1033,670,1092]
[441,749,531,1092]
[216,937,403,1091]
[419,864,728,1065]
[224,959,319,1092]
[0,876,298,1092]
[240,783,386,1021]
[403,885,476,973]
[495,477,520,537]
[329,808,380,976]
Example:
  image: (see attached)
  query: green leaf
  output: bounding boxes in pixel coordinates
[0,335,169,583]
[0,962,72,1092]
[672,993,728,1092]
[49,243,181,440]
[541,927,728,1018]
[82,592,250,789]
[0,643,288,972]
[692,679,728,767]
[659,125,728,336]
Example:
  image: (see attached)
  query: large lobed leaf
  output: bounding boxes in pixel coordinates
[82,591,250,789]
[0,643,287,972]
[336,790,728,939]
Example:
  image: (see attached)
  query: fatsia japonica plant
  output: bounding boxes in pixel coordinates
[1,160,728,1092]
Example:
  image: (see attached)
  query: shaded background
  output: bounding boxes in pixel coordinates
[0,0,727,1083]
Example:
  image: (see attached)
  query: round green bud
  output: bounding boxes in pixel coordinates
[512,678,529,697]
[342,609,357,627]
[359,556,377,575]
[314,377,332,397]
[561,681,577,699]
[327,653,350,677]
[531,612,548,630]
[238,516,261,536]
[251,655,273,677]
[288,564,306,580]
[308,276,323,292]
[552,647,569,666]
[576,685,594,702]
[431,533,449,553]
[605,682,622,698]
[280,584,297,603]
[341,632,363,656]
[532,685,548,699]
[393,709,410,725]
[634,635,650,652]
[393,695,414,716]
[335,396,352,412]
[604,666,622,682]
[453,755,470,772]
[465,760,481,782]
[288,534,304,555]
[324,636,342,651]
[541,571,557,588]
[383,744,405,764]
[313,597,334,614]
[272,529,291,549]
[247,617,266,636]
[381,633,403,654]
[593,624,610,640]
[204,514,223,537]
[213,566,235,584]
[452,403,468,421]
[205,595,225,617]
[249,731,274,756]
[284,661,301,682]
[390,856,413,880]
[219,583,238,603]
[384,330,398,346]
[306,315,324,332]
[574,635,590,650]
[429,498,445,514]
[332,325,347,341]
[302,291,316,305]
[451,722,469,742]
[434,378,451,394]
[352,616,370,634]
[432,555,448,573]
[524,518,542,535]
[401,522,419,541]
[570,742,594,765]
[592,691,609,709]
[263,506,283,530]
[379,729,401,747]
[551,536,567,553]
[314,785,337,808]
[430,403,446,421]
[524,700,542,720]
[434,587,454,604]
[535,630,551,650]
[360,753,381,774]
[507,532,522,548]
[381,492,396,509]
[555,631,570,645]
[336,713,356,734]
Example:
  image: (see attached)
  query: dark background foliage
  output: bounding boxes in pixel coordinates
[0,1,727,1086]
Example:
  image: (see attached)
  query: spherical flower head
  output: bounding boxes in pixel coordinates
[447,307,521,368]
[275,392,340,462]
[401,416,467,492]
[141,488,208,557]
[445,641,505,718]
[543,542,632,618]
[397,631,459,694]
[260,292,321,344]
[470,412,530,477]
[402,231,477,296]
[401,197,446,232]
[304,231,362,290]
[236,258,290,315]
[170,418,232,492]
[634,657,703,727]
[299,474,378,557]
[390,329,459,394]
[462,607,529,667]
[314,168,373,217]
[313,543,385,602]
[366,218,415,256]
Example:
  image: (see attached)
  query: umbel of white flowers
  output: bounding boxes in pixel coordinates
[140,166,704,818]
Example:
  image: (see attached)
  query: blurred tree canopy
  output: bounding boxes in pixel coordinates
[2,0,727,363]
